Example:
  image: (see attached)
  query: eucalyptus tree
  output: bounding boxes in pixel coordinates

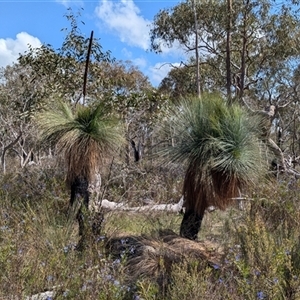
[151,0,225,96]
[0,9,112,174]
[13,7,156,166]
[162,94,268,239]
[87,60,168,163]
[158,58,221,101]
[0,65,41,173]
[18,9,112,107]
[158,64,197,101]
[264,64,300,170]
[37,101,124,238]
[151,0,300,102]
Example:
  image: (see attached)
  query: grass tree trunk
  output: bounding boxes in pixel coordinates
[180,209,205,240]
[163,96,267,241]
[70,176,90,237]
[70,175,104,250]
[179,166,208,240]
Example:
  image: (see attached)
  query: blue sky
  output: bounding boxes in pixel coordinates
[0,0,186,86]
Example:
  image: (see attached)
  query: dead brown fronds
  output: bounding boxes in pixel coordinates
[105,229,224,288]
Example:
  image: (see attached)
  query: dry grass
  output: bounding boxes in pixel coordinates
[2,163,300,299]
[105,229,224,288]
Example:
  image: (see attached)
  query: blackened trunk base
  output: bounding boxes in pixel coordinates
[69,176,90,237]
[180,210,203,240]
[70,176,89,208]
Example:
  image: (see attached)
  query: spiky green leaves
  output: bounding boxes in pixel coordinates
[162,94,268,211]
[37,101,124,185]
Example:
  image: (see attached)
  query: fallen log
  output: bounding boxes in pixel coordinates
[91,197,184,213]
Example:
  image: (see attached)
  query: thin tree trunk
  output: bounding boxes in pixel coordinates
[226,0,232,102]
[192,0,201,98]
[238,0,249,100]
[76,30,93,107]
[1,132,22,174]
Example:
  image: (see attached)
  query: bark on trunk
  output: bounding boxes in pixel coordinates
[180,209,203,240]
[70,176,90,236]
[226,0,232,102]
[192,0,201,98]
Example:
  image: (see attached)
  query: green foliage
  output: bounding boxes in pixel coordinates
[223,182,300,299]
[61,8,112,63]
[37,100,125,184]
[3,3,300,299]
[167,261,240,300]
[230,219,291,298]
[135,279,160,300]
[152,0,300,100]
[167,262,214,299]
[164,94,265,171]
[0,167,127,299]
[161,94,268,210]
[1,164,300,299]
[104,211,181,237]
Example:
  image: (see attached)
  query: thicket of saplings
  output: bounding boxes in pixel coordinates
[1,151,300,299]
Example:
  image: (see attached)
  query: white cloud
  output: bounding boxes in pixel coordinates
[121,48,147,69]
[121,47,133,59]
[0,32,41,68]
[149,62,181,86]
[95,0,151,50]
[159,40,187,58]
[132,57,147,69]
[55,0,84,7]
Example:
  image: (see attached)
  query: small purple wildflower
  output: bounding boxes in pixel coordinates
[235,254,241,261]
[120,238,127,245]
[63,291,69,297]
[105,274,113,281]
[257,291,265,299]
[114,280,120,286]
[0,225,9,231]
[96,235,106,242]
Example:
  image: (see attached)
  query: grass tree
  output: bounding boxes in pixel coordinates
[37,101,124,240]
[162,94,268,240]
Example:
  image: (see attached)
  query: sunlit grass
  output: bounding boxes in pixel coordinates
[104,211,182,237]
[1,164,300,299]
